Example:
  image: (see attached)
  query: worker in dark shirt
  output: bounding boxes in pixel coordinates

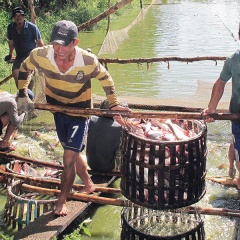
[5,7,44,89]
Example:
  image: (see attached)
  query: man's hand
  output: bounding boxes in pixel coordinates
[111,105,131,125]
[17,97,34,112]
[4,54,12,62]
[202,107,216,123]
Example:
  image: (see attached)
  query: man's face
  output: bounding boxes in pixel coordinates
[14,13,24,25]
[52,40,78,61]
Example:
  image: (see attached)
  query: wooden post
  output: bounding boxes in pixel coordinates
[29,0,37,25]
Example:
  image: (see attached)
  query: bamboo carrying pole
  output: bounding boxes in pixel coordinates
[182,206,240,218]
[34,103,240,120]
[21,183,240,218]
[206,176,238,188]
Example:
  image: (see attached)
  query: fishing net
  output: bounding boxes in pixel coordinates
[98,0,160,55]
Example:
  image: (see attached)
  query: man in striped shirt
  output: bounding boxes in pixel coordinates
[17,20,130,216]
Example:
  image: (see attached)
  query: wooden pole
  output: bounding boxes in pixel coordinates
[98,56,227,65]
[206,176,238,188]
[0,168,121,194]
[0,74,13,86]
[183,206,240,218]
[22,183,127,207]
[78,0,133,31]
[0,151,122,177]
[21,183,240,218]
[34,103,240,120]
[106,0,111,36]
[0,151,63,169]
[29,0,37,25]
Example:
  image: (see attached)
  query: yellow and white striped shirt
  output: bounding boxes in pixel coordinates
[18,45,119,116]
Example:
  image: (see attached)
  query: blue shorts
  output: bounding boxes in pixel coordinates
[54,112,89,153]
[231,121,240,162]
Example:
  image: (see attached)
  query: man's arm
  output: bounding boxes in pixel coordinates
[207,77,226,112]
[202,77,226,122]
[4,40,15,61]
[37,38,44,47]
[17,52,37,111]
[8,40,14,56]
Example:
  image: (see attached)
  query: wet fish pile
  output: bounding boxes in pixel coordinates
[123,118,197,141]
[10,160,62,179]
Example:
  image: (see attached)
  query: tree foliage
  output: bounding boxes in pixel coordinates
[0,0,109,44]
[1,0,107,12]
[1,0,108,26]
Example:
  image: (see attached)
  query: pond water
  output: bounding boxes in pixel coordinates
[1,0,240,239]
[91,0,240,101]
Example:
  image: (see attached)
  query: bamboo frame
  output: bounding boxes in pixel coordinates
[0,167,121,194]
[20,183,240,218]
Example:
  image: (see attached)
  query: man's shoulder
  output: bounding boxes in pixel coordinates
[31,45,50,57]
[230,50,240,59]
[225,50,240,64]
[79,47,98,62]
[24,21,39,29]
[7,22,15,29]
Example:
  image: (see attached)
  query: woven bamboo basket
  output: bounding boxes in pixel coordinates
[4,180,58,230]
[120,119,207,210]
[121,206,205,240]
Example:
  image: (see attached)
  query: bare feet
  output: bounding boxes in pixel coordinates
[54,201,68,216]
[79,184,96,194]
[0,141,16,152]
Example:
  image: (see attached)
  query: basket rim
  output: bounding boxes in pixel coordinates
[6,179,57,204]
[123,120,207,145]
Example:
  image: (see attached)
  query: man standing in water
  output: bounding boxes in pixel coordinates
[203,26,240,190]
[5,7,44,89]
[17,20,130,216]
